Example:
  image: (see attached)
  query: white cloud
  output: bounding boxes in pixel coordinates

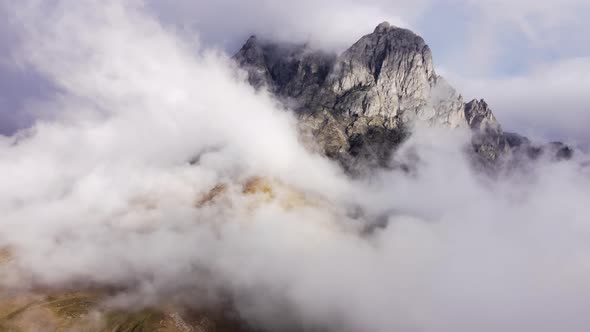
[1,1,590,332]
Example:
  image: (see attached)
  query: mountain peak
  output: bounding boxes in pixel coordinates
[325,21,448,121]
[374,21,392,33]
[233,23,467,169]
[233,23,567,170]
[244,34,258,45]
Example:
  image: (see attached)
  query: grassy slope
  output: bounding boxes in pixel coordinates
[0,290,252,331]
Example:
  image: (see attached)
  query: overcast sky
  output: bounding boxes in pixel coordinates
[1,0,589,143]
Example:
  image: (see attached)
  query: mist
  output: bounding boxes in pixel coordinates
[1,1,590,332]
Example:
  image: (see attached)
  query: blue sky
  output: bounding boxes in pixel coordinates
[416,0,590,77]
[1,0,589,143]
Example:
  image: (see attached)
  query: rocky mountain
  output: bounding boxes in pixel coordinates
[234,22,572,172]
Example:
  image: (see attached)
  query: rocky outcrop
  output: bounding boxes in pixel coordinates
[235,22,572,171]
[464,99,510,164]
[503,132,573,162]
[465,99,500,131]
[234,36,336,102]
[313,22,465,128]
[463,99,573,166]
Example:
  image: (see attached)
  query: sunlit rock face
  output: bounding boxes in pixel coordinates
[235,22,465,127]
[318,22,465,128]
[234,36,336,102]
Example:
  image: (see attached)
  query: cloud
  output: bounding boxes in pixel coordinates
[443,57,590,145]
[422,0,590,143]
[140,0,590,71]
[144,0,428,52]
[443,0,590,71]
[1,1,590,332]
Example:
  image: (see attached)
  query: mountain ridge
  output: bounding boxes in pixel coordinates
[234,22,572,171]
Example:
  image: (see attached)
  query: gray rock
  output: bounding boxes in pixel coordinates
[234,36,336,102]
[464,100,574,166]
[464,99,510,165]
[465,99,500,131]
[315,22,464,129]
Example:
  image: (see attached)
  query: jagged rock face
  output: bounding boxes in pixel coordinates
[316,22,465,128]
[471,130,510,165]
[234,36,336,103]
[464,99,510,164]
[465,99,500,131]
[235,22,466,129]
[319,22,435,119]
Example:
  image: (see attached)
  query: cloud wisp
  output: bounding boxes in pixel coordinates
[1,1,590,332]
